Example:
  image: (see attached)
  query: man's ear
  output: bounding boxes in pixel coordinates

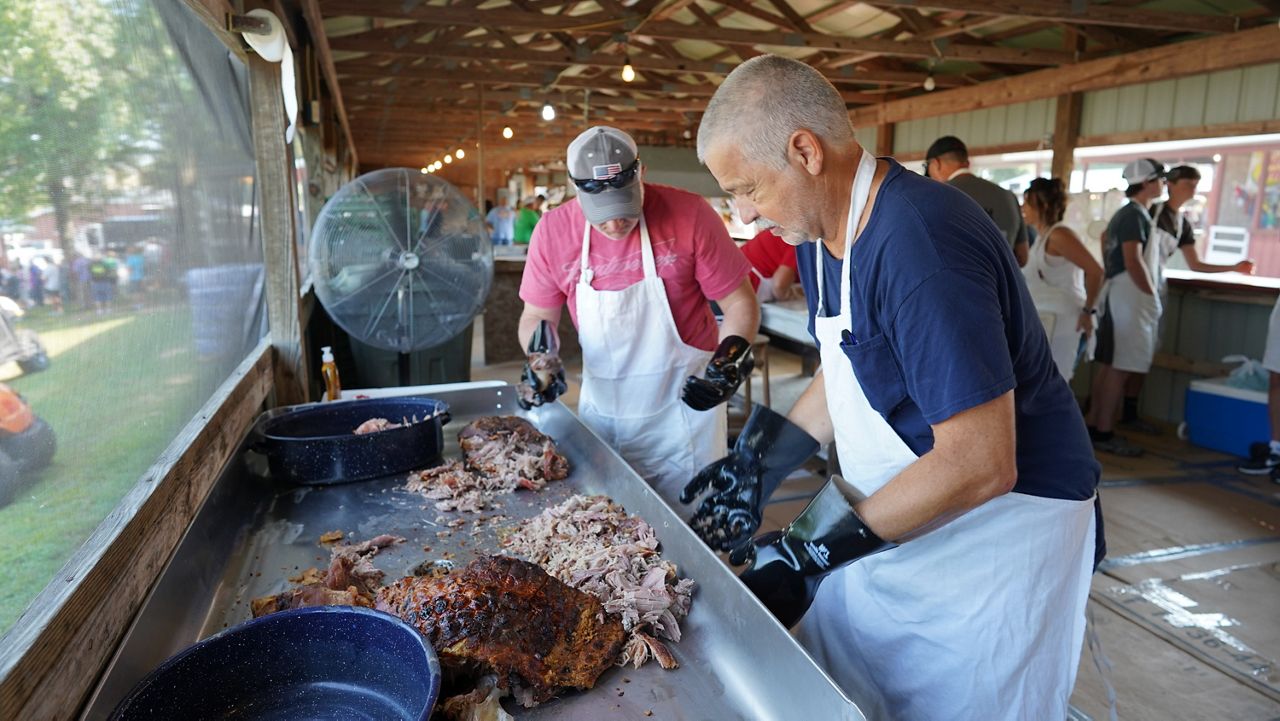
[787,129,824,177]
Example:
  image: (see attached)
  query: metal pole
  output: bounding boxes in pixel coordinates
[477,85,484,210]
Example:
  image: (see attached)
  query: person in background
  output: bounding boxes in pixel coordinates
[690,55,1100,721]
[1114,164,1255,433]
[27,261,44,308]
[43,257,62,314]
[72,253,91,310]
[513,195,542,245]
[1021,178,1104,382]
[924,135,1029,267]
[1086,159,1167,456]
[517,125,759,517]
[741,227,802,302]
[1238,295,1280,482]
[89,253,116,314]
[126,244,146,299]
[486,196,516,246]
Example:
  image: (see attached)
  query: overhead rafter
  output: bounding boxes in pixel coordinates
[322,1,1074,66]
[860,0,1240,33]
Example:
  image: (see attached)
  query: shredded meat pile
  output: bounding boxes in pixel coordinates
[459,416,569,488]
[503,495,694,670]
[405,417,569,512]
[376,555,625,706]
[250,534,405,617]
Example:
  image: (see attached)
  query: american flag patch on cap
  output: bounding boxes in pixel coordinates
[592,163,622,180]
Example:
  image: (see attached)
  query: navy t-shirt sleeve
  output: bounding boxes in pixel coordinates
[889,268,1017,425]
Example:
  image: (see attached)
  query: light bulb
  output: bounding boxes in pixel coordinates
[622,61,636,83]
[502,126,514,139]
[923,75,936,92]
[433,161,441,170]
[420,167,429,174]
[444,154,453,164]
[541,103,556,121]
[427,166,435,173]
[456,149,465,159]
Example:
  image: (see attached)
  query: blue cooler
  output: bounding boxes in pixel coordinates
[1184,377,1269,459]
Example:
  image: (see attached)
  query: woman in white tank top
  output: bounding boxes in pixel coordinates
[1021,178,1104,382]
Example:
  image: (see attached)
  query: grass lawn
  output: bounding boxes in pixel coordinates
[0,303,230,637]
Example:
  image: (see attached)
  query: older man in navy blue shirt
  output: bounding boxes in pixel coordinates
[679,55,1103,721]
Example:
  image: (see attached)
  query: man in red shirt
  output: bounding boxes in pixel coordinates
[517,126,759,516]
[741,228,802,302]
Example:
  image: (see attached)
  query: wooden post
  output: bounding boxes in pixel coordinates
[1051,30,1085,182]
[1051,92,1083,181]
[477,85,485,209]
[875,122,895,157]
[248,54,309,405]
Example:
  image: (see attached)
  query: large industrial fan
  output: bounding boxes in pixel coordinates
[309,168,492,383]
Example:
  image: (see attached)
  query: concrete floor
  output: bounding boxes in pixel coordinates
[471,317,1280,719]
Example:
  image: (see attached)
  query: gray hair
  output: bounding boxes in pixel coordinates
[698,55,855,169]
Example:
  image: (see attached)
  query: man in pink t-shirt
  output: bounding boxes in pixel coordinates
[516,126,758,517]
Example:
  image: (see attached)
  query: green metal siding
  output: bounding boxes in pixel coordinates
[889,98,1056,155]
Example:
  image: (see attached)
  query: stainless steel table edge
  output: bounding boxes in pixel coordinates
[82,382,866,721]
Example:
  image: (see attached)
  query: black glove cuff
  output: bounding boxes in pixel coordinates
[789,478,893,574]
[737,404,820,501]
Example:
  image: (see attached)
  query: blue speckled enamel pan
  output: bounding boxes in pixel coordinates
[109,606,441,720]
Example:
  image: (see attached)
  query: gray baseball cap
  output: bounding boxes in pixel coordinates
[567,126,642,224]
[1122,158,1166,185]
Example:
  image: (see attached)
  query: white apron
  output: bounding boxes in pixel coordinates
[1099,202,1162,373]
[794,149,1098,721]
[1023,222,1090,381]
[575,216,727,520]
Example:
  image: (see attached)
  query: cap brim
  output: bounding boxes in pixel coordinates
[578,183,642,224]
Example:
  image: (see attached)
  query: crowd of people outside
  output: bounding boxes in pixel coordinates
[0,242,166,316]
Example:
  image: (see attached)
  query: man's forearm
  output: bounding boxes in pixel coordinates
[854,391,1017,542]
[518,305,562,351]
[716,278,760,342]
[1124,258,1155,295]
[787,369,834,445]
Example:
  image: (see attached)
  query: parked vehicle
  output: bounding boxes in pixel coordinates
[0,296,49,374]
[0,383,56,506]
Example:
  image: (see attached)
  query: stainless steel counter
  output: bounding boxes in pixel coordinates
[82,383,866,721]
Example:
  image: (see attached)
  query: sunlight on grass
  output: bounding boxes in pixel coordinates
[0,305,234,637]
[0,316,136,382]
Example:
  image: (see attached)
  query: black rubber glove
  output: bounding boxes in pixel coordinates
[729,476,893,628]
[681,335,755,411]
[680,404,819,551]
[515,320,567,410]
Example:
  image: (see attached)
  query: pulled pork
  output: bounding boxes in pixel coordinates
[503,495,694,670]
[405,417,568,512]
[459,416,569,489]
[250,533,405,617]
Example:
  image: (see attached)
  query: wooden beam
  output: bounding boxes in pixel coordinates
[0,344,272,721]
[336,59,721,95]
[330,24,953,86]
[300,0,358,167]
[850,24,1280,127]
[179,0,248,61]
[1077,118,1280,148]
[1050,29,1085,181]
[248,55,309,406]
[875,122,895,156]
[861,0,1240,33]
[320,0,1073,65]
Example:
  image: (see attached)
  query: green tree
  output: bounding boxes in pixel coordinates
[0,1,124,258]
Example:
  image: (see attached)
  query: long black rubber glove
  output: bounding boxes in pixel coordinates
[680,404,819,551]
[681,335,755,411]
[515,320,567,410]
[729,476,894,628]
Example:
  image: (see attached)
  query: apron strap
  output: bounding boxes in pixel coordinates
[580,219,594,286]
[816,147,878,321]
[639,216,656,279]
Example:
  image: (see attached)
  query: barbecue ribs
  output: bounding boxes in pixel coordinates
[458,416,569,489]
[376,555,624,703]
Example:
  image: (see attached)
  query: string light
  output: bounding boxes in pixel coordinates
[502,126,514,139]
[541,103,556,121]
[622,57,636,83]
[420,167,429,174]
[455,148,465,160]
[923,75,936,92]
[444,154,453,164]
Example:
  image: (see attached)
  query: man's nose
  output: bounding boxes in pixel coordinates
[735,198,758,225]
